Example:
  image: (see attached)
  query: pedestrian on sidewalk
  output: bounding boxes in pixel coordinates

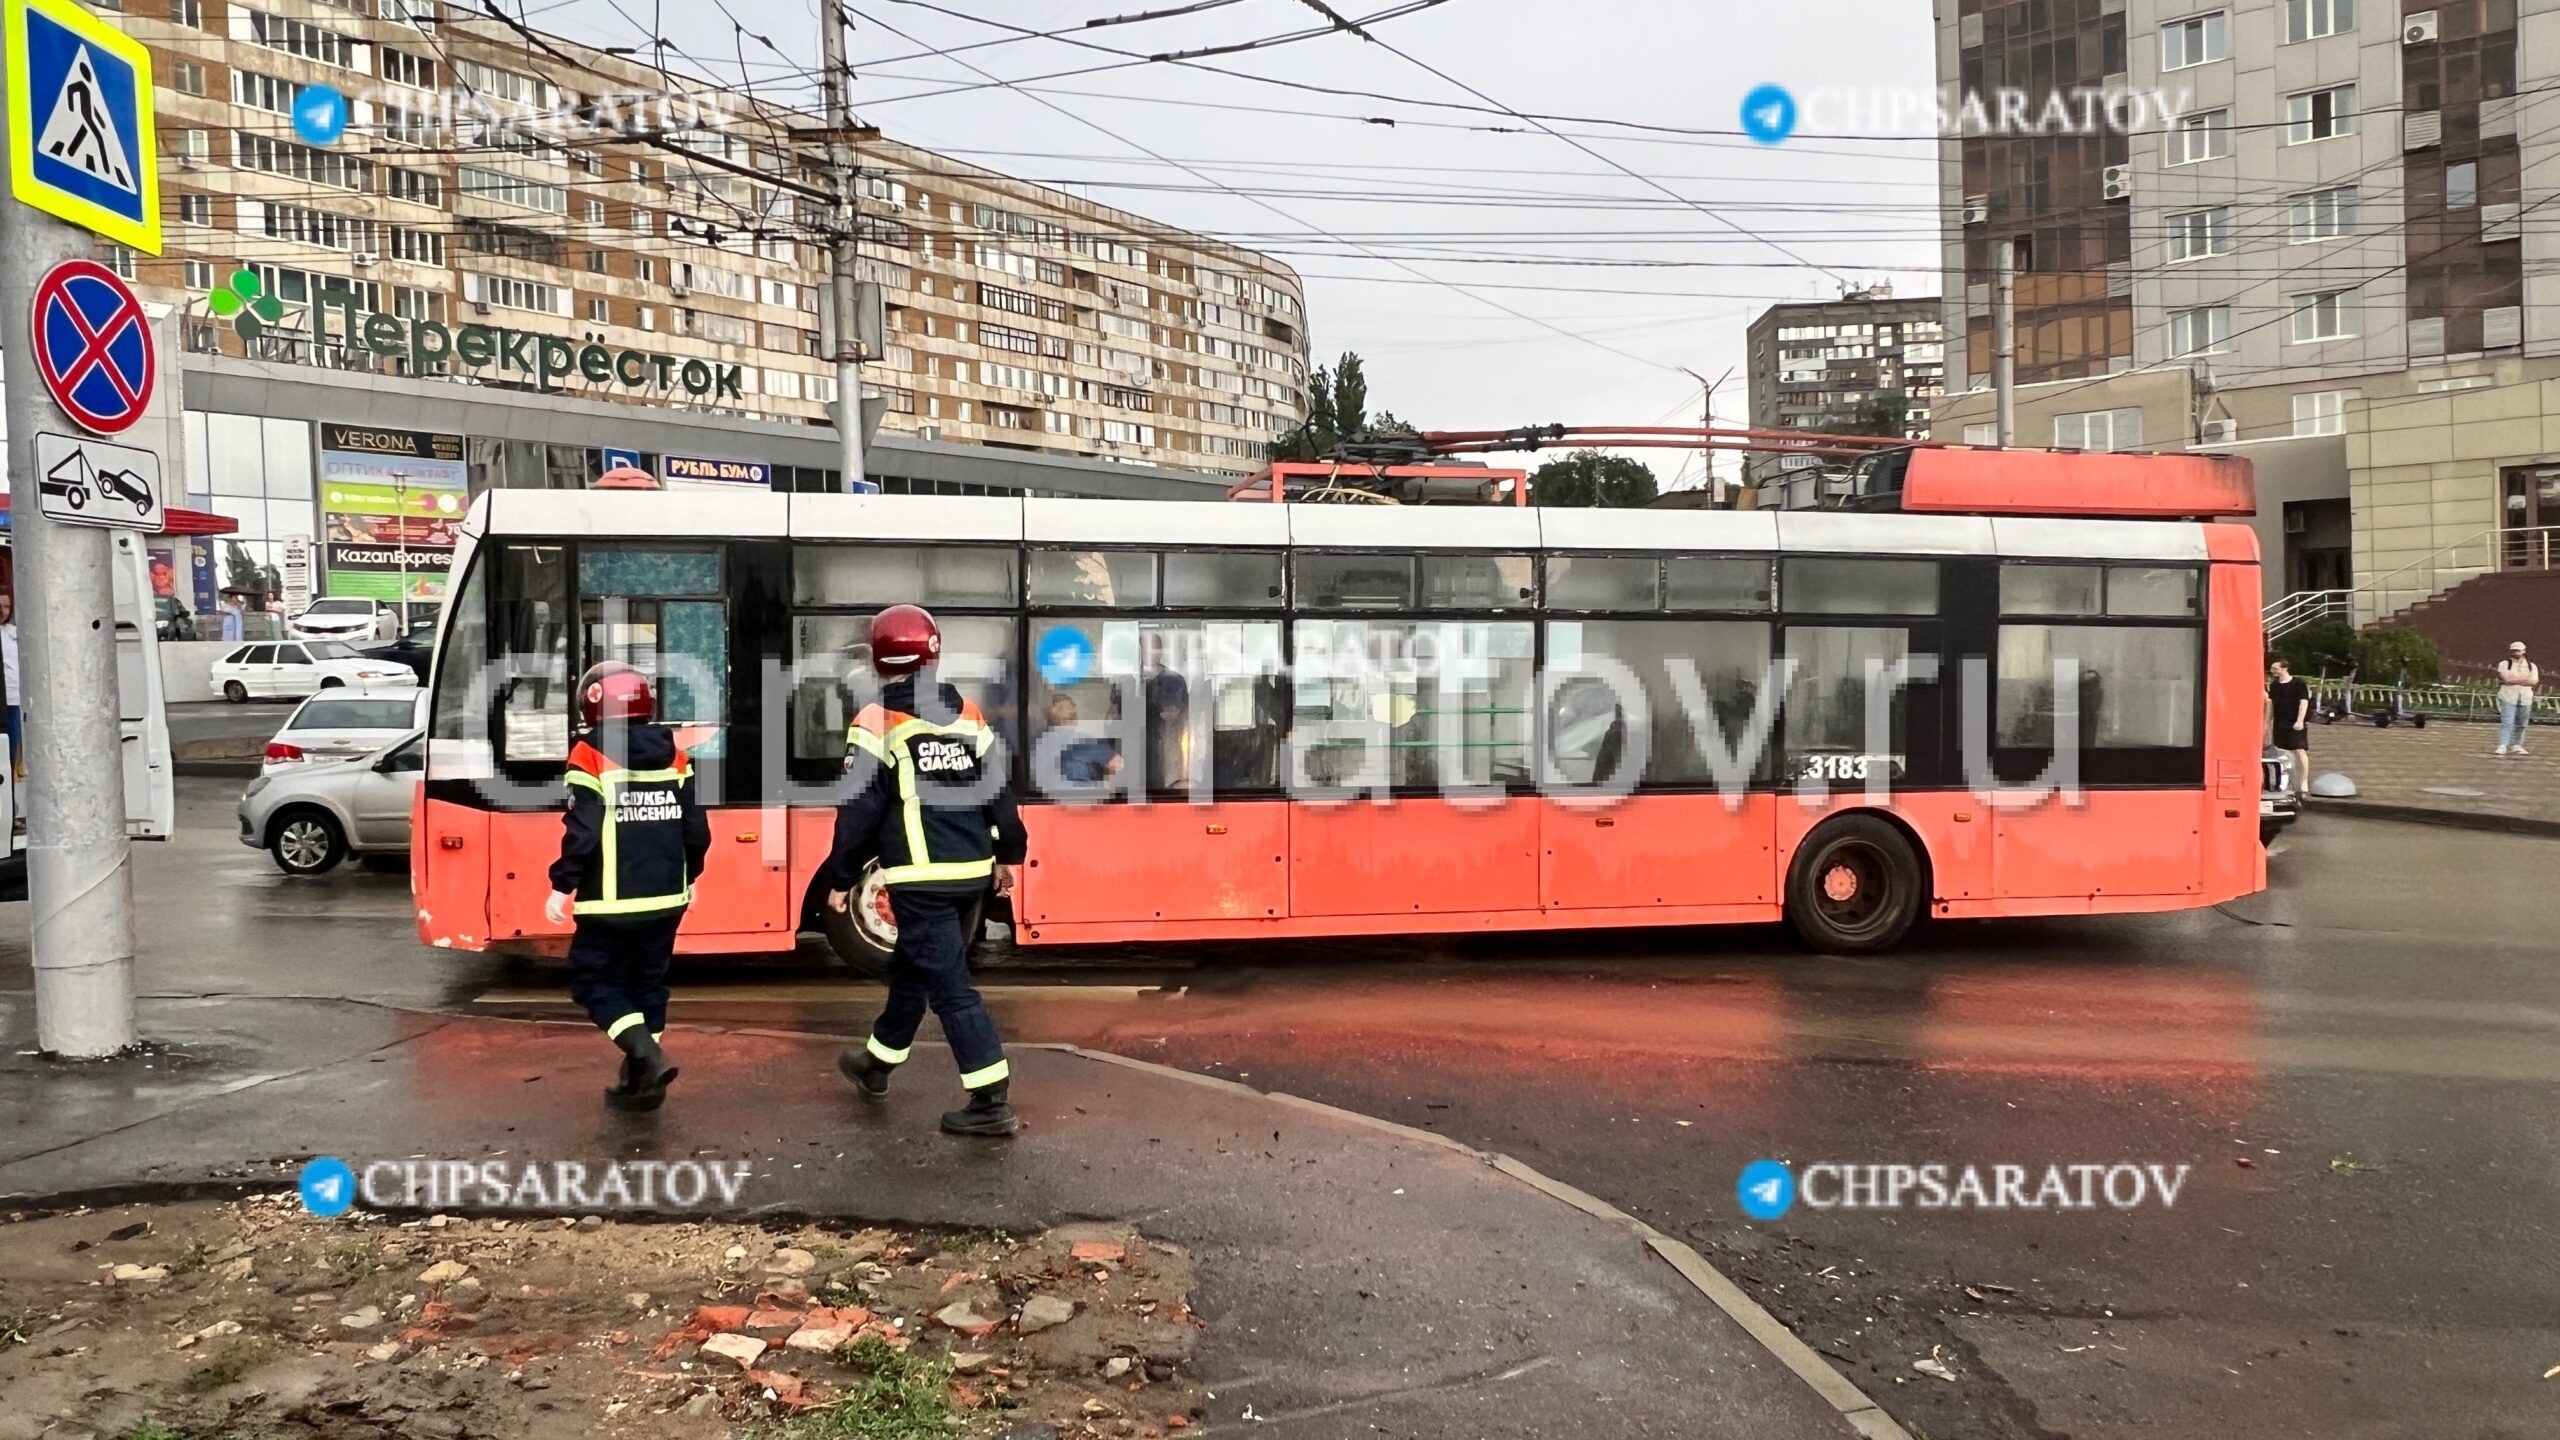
[545,661,709,1112]
[2496,641,2541,756]
[2268,658,2312,800]
[824,605,1030,1138]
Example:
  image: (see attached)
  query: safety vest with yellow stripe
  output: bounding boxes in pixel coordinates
[553,730,705,916]
[831,681,1027,892]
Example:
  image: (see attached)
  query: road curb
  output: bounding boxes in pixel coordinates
[1053,1043,1915,1440]
[2311,799,2560,838]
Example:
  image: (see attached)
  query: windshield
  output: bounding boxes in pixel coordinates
[307,600,373,617]
[309,642,365,660]
[293,698,418,730]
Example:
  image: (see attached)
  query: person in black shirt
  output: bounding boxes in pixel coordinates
[2267,659,2312,801]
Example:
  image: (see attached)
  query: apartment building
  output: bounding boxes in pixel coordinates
[99,0,1310,477]
[1743,285,1947,505]
[1931,0,2560,646]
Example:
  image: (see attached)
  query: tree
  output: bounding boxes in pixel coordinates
[1275,352,1413,461]
[1530,450,1659,508]
[1841,394,1911,439]
[222,541,269,603]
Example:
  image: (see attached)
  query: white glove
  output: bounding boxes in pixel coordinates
[544,891,572,925]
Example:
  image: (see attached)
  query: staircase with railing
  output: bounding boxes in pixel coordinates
[2262,523,2560,662]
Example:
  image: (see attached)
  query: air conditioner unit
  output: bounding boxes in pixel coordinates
[2199,418,2237,444]
[1962,194,1988,225]
[2404,10,2438,42]
[669,283,689,297]
[472,300,493,316]
[352,252,377,268]
[177,155,202,171]
[2101,165,2132,201]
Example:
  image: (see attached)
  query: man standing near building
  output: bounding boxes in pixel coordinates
[2268,658,2312,801]
[824,605,1029,1138]
[546,662,710,1112]
[2496,641,2541,756]
[1,592,20,776]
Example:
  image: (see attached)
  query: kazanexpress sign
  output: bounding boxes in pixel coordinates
[308,290,745,400]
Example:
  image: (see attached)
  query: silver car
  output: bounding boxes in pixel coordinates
[238,730,424,876]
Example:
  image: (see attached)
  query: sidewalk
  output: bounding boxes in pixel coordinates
[2291,717,2560,834]
[0,993,1894,1440]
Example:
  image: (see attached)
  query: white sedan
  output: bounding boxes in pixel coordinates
[210,641,414,703]
[289,597,402,644]
[263,689,428,773]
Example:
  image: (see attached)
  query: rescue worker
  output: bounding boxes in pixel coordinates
[545,661,710,1112]
[823,604,1029,1138]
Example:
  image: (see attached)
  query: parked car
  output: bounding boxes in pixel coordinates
[154,596,195,641]
[288,597,402,644]
[263,689,428,773]
[239,730,423,876]
[2261,749,2301,845]
[360,633,436,683]
[209,641,413,702]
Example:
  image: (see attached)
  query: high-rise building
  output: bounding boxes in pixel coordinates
[1744,286,1946,506]
[1930,0,2560,656]
[105,0,1310,476]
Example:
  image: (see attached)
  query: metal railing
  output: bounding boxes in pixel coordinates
[2263,589,2352,641]
[2309,677,2560,723]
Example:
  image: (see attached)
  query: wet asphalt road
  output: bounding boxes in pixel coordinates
[5,778,2556,1440]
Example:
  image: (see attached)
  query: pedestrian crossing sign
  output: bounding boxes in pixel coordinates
[4,0,161,254]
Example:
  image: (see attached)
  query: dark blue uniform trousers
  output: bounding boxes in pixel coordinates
[864,886,1008,1090]
[567,910,685,1040]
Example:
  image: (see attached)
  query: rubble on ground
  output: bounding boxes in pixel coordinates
[0,1197,1206,1439]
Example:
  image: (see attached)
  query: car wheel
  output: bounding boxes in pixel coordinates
[269,808,347,876]
[222,680,249,704]
[1785,813,1925,955]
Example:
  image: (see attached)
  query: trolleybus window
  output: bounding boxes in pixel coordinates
[1998,563,2105,616]
[578,547,727,758]
[1422,553,1536,609]
[495,543,570,762]
[1785,626,1921,784]
[1028,550,1156,607]
[1547,556,1658,611]
[1163,551,1283,608]
[1292,618,1535,789]
[1665,557,1776,611]
[1783,558,1939,615]
[1546,619,1773,786]
[2105,566,2203,617]
[792,613,1019,766]
[1027,617,1285,795]
[1994,561,2205,755]
[1296,553,1416,611]
[794,545,1018,608]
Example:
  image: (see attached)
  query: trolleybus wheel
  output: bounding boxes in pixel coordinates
[1785,814,1924,955]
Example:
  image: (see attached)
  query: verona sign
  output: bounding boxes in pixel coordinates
[305,290,745,400]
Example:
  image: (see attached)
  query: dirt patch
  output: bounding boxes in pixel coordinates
[0,1198,1206,1440]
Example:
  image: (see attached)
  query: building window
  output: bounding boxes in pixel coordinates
[242,7,363,70]
[2285,0,2352,42]
[2166,206,2229,261]
[2168,305,2231,356]
[2286,85,2356,144]
[2290,290,2354,343]
[382,47,437,90]
[2290,185,2358,241]
[184,259,215,291]
[173,0,204,25]
[386,166,443,206]
[587,297,610,323]
[2168,109,2231,164]
[2447,161,2478,209]
[388,226,445,266]
[175,192,212,226]
[2292,391,2352,436]
[171,62,205,96]
[458,167,567,215]
[1962,422,1998,445]
[2054,408,2143,452]
[2162,12,2227,69]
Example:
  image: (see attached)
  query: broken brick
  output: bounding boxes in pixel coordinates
[1071,1241,1128,1265]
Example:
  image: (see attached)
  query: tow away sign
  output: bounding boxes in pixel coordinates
[33,431,163,531]
[4,0,161,253]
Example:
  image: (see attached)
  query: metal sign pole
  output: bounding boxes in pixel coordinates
[0,58,138,1058]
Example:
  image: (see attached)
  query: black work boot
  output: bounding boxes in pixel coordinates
[941,1083,1019,1137]
[837,1045,893,1103]
[605,1029,678,1112]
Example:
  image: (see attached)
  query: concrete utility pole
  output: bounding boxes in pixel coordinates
[818,0,867,493]
[1992,238,2018,448]
[0,106,140,1058]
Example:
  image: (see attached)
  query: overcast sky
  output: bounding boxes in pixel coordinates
[535,0,1942,489]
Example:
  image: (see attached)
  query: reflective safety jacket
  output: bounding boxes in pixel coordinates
[823,678,1027,894]
[549,724,711,917]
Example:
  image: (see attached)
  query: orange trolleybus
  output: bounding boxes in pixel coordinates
[411,446,2270,966]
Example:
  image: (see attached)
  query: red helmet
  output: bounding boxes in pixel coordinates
[577,661,655,727]
[868,604,941,676]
